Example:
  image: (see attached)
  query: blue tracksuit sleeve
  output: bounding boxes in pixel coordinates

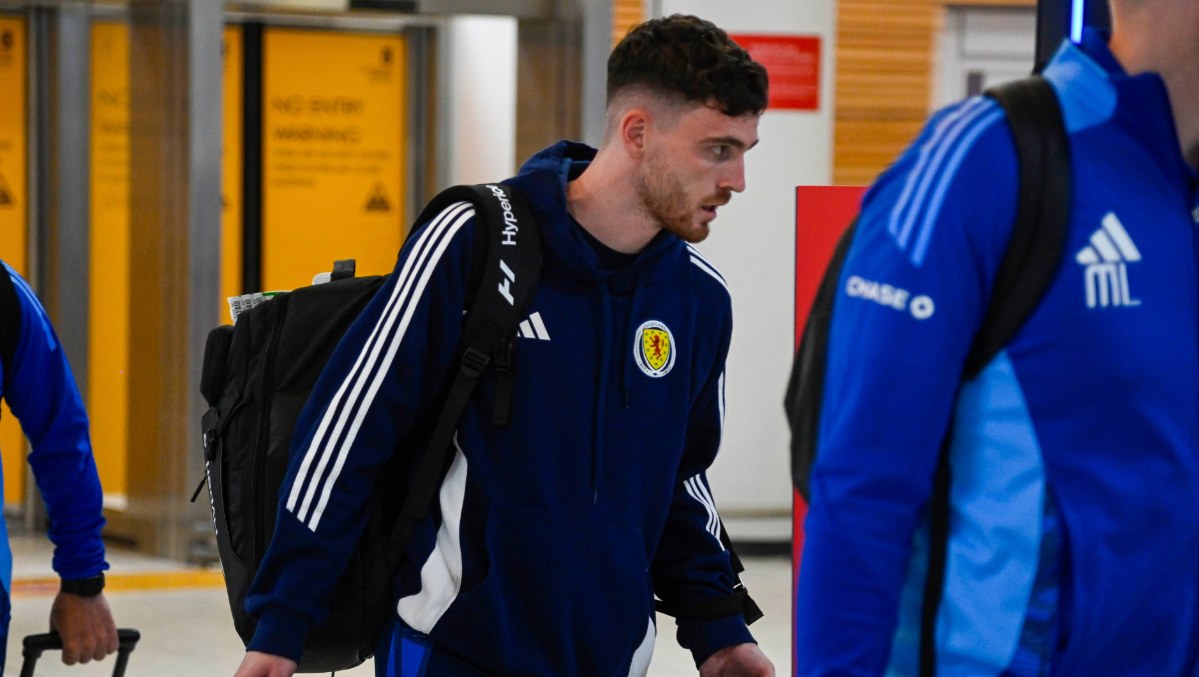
[1,264,107,579]
[794,98,1020,674]
[652,304,754,667]
[245,205,479,662]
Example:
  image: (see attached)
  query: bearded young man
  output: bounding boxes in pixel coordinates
[235,14,773,677]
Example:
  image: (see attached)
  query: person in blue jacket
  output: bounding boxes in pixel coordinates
[795,0,1199,674]
[235,14,774,677]
[0,261,119,669]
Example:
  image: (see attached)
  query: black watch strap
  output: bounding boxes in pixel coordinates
[60,573,105,597]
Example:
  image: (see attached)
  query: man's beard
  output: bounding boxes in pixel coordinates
[634,155,728,244]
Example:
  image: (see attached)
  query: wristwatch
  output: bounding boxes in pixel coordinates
[60,573,105,598]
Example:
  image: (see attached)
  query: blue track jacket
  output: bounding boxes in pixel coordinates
[796,34,1199,676]
[246,142,755,674]
[0,263,108,633]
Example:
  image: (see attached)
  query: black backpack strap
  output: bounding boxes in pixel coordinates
[385,182,542,569]
[453,184,540,427]
[722,530,765,625]
[654,525,765,625]
[966,77,1071,379]
[0,262,23,395]
[919,77,1070,677]
[785,218,859,502]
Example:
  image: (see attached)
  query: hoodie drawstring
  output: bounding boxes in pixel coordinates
[592,284,614,504]
[622,276,649,411]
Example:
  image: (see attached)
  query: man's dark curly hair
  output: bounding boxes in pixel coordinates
[607,14,768,117]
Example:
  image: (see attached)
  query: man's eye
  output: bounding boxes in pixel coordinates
[711,146,729,159]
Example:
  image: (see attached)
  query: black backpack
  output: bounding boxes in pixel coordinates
[196,183,542,673]
[784,77,1070,677]
[0,262,22,398]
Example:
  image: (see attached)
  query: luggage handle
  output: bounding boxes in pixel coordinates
[21,628,140,677]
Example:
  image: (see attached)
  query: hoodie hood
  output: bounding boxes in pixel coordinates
[505,140,686,290]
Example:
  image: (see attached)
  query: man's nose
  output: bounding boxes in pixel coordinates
[718,158,747,193]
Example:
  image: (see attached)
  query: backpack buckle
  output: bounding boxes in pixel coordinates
[201,408,221,461]
[492,340,513,371]
[461,347,491,378]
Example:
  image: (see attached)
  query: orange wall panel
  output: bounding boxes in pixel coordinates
[834,0,940,185]
[613,0,644,45]
[88,20,131,505]
[0,16,26,506]
[222,25,243,321]
[262,28,407,292]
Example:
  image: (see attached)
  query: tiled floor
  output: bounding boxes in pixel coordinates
[3,535,793,676]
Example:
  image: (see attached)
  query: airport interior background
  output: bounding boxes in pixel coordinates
[0,0,1105,673]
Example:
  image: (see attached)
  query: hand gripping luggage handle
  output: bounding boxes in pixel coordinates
[21,628,140,677]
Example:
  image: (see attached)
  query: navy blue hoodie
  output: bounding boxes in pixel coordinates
[247,142,755,674]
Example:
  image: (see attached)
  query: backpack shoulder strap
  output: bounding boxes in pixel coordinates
[451,183,542,350]
[0,262,23,390]
[965,76,1071,377]
[386,182,542,563]
[785,217,859,502]
[919,76,1071,677]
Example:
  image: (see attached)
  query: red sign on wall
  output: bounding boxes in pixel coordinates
[792,185,866,675]
[731,34,822,111]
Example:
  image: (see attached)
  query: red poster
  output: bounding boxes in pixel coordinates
[792,185,866,674]
[732,34,822,111]
[794,185,867,349]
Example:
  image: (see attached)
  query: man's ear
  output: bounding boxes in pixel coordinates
[620,107,651,157]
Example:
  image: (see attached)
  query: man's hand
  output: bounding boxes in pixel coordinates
[234,651,298,677]
[699,642,775,677]
[48,592,119,665]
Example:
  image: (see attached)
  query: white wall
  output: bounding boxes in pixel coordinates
[437,15,518,187]
[935,6,1037,107]
[656,1,836,540]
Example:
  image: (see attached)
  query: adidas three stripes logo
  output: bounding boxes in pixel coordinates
[518,312,551,341]
[1076,212,1141,309]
